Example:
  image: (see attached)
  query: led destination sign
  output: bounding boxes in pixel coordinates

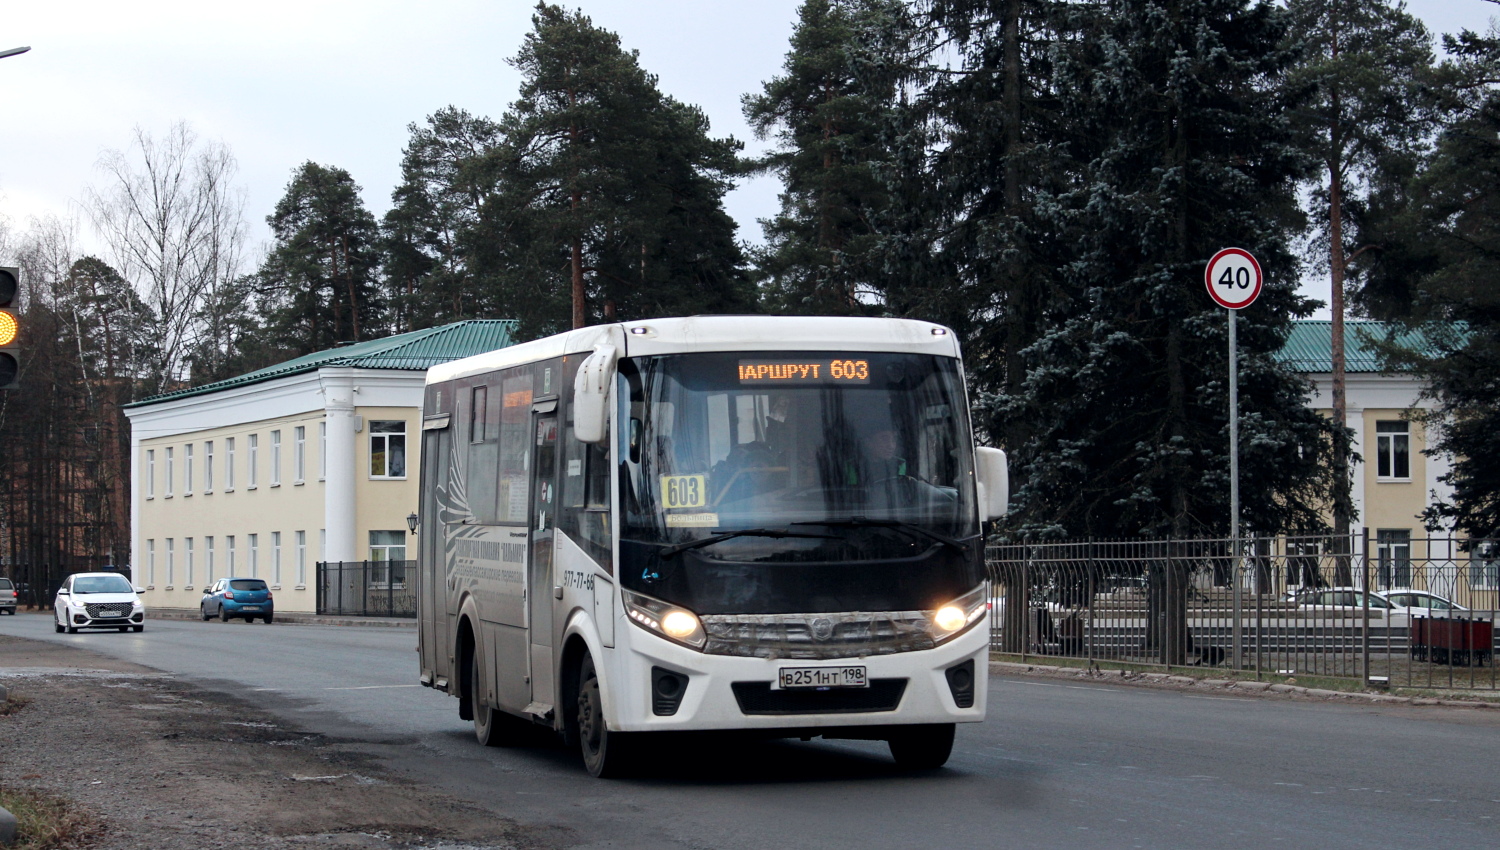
[738,358,871,384]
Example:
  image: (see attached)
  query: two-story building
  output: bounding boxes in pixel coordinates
[123,320,515,613]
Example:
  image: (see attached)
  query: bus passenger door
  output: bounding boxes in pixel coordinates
[419,424,451,687]
[526,408,560,715]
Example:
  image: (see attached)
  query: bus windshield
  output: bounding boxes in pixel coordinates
[617,351,982,615]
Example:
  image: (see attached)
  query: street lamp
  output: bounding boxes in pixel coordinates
[0,47,31,60]
[406,512,419,535]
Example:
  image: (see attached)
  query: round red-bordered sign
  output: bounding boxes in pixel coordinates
[1205,248,1262,310]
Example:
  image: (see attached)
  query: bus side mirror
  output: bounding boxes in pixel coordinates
[975,446,1009,521]
[573,344,618,445]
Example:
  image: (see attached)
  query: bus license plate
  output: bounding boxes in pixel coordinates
[775,666,868,690]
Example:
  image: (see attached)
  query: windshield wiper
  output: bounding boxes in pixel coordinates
[791,517,973,554]
[660,528,839,559]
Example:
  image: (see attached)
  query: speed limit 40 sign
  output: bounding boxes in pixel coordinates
[1205,248,1262,310]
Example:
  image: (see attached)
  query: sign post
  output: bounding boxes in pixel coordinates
[1205,247,1262,669]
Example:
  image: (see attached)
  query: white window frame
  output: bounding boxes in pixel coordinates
[248,533,258,578]
[1472,541,1499,591]
[147,539,156,587]
[368,530,409,588]
[225,437,236,491]
[247,434,258,489]
[294,425,306,484]
[271,430,282,487]
[296,530,307,587]
[319,421,327,481]
[1376,420,1412,481]
[185,537,194,587]
[166,538,175,587]
[226,535,236,575]
[146,449,155,499]
[272,531,282,587]
[205,536,215,584]
[165,447,175,497]
[184,443,194,495]
[204,441,214,493]
[368,421,408,480]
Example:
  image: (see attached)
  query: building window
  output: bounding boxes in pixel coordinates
[369,421,407,478]
[271,430,282,487]
[147,539,156,586]
[319,421,327,481]
[146,449,155,499]
[185,537,194,587]
[248,434,258,488]
[165,447,175,497]
[248,534,258,578]
[205,536,215,584]
[1376,529,1412,589]
[226,535,236,574]
[1376,420,1411,480]
[296,530,307,586]
[225,437,236,490]
[319,528,326,562]
[184,444,194,495]
[1472,541,1499,590]
[272,531,282,586]
[166,538,175,587]
[204,441,214,492]
[369,530,407,587]
[294,426,306,483]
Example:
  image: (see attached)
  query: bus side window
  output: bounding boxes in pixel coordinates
[561,359,614,571]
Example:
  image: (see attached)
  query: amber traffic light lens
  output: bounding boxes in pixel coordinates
[0,312,16,346]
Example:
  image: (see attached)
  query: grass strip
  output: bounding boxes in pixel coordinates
[0,786,96,850]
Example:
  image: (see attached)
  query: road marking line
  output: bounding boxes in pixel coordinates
[324,684,421,690]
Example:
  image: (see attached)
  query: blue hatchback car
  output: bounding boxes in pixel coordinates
[200,577,274,623]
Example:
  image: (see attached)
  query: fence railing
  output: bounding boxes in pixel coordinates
[986,533,1499,690]
[316,560,417,618]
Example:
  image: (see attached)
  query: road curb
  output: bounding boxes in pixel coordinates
[989,660,1500,709]
[146,608,416,629]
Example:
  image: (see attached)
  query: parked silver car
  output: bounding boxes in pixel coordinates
[0,577,16,614]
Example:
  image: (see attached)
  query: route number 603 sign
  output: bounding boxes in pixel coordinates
[1205,248,1263,310]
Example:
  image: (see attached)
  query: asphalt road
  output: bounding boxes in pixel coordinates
[4,611,1497,849]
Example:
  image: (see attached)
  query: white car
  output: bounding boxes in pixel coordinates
[1376,589,1469,620]
[54,572,146,634]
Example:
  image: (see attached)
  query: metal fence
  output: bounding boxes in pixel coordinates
[986,533,1500,690]
[316,560,417,618]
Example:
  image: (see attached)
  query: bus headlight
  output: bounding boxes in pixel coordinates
[929,583,988,644]
[623,589,706,650]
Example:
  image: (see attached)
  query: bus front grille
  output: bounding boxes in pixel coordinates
[700,611,937,660]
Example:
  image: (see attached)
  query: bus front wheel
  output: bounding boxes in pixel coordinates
[575,654,635,777]
[887,723,955,770]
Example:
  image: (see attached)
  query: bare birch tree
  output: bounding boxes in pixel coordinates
[87,123,247,394]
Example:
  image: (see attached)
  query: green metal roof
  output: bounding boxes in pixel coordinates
[1276,320,1455,374]
[127,319,517,408]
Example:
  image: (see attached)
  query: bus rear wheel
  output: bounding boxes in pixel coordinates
[575,654,634,777]
[887,723,955,770]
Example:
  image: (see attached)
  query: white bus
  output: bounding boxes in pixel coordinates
[416,316,1008,776]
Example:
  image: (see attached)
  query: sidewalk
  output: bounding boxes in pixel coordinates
[143,608,416,629]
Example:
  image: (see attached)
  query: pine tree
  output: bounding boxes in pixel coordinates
[383,107,505,331]
[1284,0,1437,549]
[484,4,754,338]
[257,162,383,355]
[1359,30,1500,537]
[743,0,912,314]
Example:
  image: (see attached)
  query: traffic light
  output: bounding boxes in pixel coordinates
[0,266,19,390]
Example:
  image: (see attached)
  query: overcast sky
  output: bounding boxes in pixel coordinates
[2,0,1495,277]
